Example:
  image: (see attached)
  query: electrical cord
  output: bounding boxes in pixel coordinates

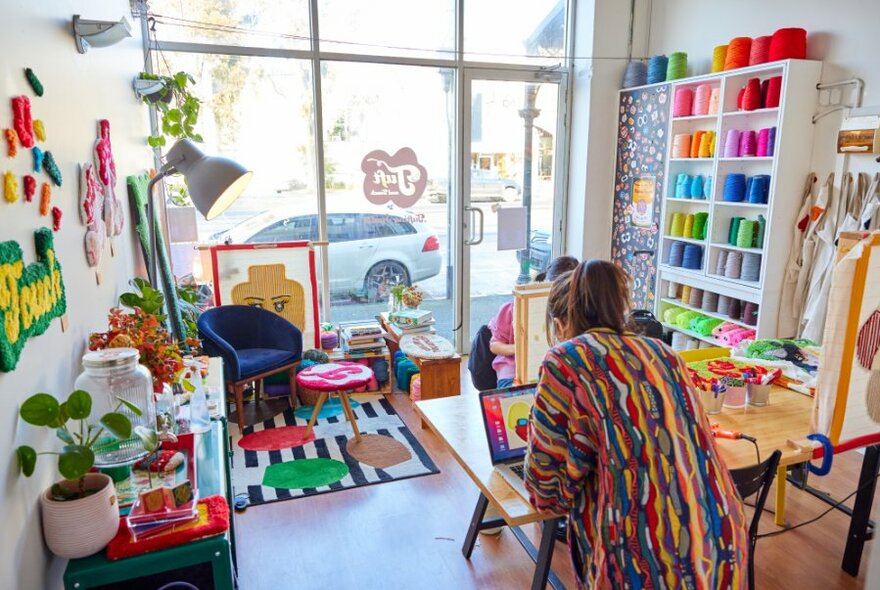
[745,436,761,465]
[755,471,880,539]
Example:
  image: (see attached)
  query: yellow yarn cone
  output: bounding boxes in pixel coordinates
[683,214,695,237]
[712,45,728,73]
[669,212,685,237]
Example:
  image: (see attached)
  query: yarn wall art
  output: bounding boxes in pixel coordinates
[611,84,670,310]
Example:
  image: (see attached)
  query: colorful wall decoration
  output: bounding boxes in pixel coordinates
[211,243,320,349]
[0,228,67,372]
[610,84,670,311]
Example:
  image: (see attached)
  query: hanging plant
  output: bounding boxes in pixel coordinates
[136,72,203,148]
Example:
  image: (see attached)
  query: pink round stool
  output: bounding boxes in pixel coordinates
[296,362,374,442]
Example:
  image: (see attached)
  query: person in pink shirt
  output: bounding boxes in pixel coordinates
[489,256,578,387]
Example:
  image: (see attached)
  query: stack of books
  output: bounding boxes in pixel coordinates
[126,482,199,541]
[387,309,436,338]
[341,321,386,354]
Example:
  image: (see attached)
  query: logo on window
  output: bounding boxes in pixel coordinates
[361,147,427,208]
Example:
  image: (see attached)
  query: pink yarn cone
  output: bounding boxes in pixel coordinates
[693,84,712,116]
[756,128,770,157]
[673,87,694,117]
[739,130,757,157]
[723,130,742,158]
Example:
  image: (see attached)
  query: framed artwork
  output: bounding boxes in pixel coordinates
[814,231,880,443]
[210,242,320,349]
[513,282,552,384]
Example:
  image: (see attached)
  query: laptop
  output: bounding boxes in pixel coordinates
[478,385,537,500]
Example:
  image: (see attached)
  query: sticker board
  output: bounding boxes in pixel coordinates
[513,281,552,384]
[211,242,320,349]
[813,231,880,443]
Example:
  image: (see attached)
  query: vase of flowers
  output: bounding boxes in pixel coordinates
[401,286,423,310]
[89,307,187,393]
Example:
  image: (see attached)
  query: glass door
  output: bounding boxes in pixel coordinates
[461,70,567,351]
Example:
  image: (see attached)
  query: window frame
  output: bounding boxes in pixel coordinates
[142,0,575,346]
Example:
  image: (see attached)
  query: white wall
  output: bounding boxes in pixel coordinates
[0,1,148,587]
[645,0,880,192]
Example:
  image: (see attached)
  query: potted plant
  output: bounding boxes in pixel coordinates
[15,390,157,558]
[135,71,203,148]
[389,284,406,312]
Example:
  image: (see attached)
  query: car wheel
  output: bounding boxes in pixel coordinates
[503,186,519,201]
[364,261,410,303]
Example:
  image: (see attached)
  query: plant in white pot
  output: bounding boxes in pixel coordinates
[15,390,157,558]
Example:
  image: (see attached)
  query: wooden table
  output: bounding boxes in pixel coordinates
[415,395,565,590]
[379,314,461,402]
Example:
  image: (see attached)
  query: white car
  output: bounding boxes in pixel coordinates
[218,210,442,301]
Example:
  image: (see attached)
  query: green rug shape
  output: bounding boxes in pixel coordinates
[262,458,349,489]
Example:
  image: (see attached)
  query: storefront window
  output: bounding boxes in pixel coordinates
[464,0,565,64]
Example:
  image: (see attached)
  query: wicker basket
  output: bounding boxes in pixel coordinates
[298,386,322,406]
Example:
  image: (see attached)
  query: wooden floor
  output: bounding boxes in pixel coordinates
[233,378,877,589]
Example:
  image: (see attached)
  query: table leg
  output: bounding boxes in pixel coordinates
[531,517,563,590]
[340,392,362,443]
[774,464,787,526]
[304,392,328,438]
[842,444,880,576]
[462,493,490,558]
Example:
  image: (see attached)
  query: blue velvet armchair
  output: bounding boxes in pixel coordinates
[198,305,303,431]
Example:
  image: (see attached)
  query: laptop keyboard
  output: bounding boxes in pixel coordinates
[510,463,525,479]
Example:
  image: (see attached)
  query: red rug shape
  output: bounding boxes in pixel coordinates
[238,426,315,451]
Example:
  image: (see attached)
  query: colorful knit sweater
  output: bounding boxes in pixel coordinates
[524,329,748,589]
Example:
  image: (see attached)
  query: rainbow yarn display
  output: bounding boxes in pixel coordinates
[749,36,771,65]
[622,61,648,88]
[768,28,807,61]
[724,37,752,70]
[711,45,728,73]
[647,55,668,84]
[666,52,688,80]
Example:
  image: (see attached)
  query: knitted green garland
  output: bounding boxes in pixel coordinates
[0,228,67,371]
[126,173,184,341]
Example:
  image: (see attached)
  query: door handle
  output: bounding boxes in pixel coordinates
[464,206,484,246]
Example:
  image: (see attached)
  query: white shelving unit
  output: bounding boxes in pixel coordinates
[645,60,822,349]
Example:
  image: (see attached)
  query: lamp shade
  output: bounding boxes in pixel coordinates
[165,139,252,220]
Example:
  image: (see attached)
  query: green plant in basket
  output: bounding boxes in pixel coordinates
[15,390,157,500]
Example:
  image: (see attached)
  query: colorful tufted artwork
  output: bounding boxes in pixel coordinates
[3,171,18,203]
[32,119,46,143]
[611,85,671,310]
[24,68,44,97]
[42,150,61,186]
[39,182,50,216]
[23,175,35,202]
[51,207,62,231]
[32,146,43,172]
[0,229,67,372]
[11,96,34,148]
[4,129,17,158]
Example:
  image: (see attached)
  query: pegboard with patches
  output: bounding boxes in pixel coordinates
[610,84,670,311]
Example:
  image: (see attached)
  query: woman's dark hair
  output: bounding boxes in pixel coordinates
[546,260,632,340]
[546,270,573,345]
[535,255,579,282]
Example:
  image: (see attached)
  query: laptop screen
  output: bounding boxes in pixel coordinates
[479,385,537,464]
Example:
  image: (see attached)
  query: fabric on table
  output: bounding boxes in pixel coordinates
[524,329,748,589]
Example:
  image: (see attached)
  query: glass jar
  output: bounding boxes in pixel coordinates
[74,348,155,467]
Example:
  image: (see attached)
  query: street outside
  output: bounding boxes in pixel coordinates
[199,181,555,340]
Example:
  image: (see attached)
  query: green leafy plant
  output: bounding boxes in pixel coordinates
[176,283,201,343]
[166,183,192,207]
[15,390,156,500]
[118,277,202,353]
[389,284,407,305]
[138,71,203,148]
[119,277,166,321]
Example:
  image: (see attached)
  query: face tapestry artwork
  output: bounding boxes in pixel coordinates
[231,263,306,331]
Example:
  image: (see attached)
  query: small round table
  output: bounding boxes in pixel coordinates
[296,362,374,442]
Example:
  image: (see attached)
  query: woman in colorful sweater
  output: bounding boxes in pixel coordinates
[524,260,748,589]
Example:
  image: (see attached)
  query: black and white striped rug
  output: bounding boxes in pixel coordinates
[230,394,440,506]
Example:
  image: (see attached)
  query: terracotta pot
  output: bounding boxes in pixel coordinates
[41,473,119,558]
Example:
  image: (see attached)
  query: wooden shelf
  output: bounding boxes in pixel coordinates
[659,297,753,331]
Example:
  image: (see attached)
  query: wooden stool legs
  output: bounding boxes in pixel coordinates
[303,390,361,442]
[339,392,362,443]
[304,392,329,438]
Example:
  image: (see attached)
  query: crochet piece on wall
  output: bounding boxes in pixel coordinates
[4,129,16,157]
[51,207,62,232]
[33,120,45,143]
[39,182,50,216]
[211,243,321,349]
[23,175,35,202]
[127,172,184,340]
[42,150,62,186]
[4,171,18,203]
[24,68,44,97]
[611,84,671,310]
[814,232,880,441]
[95,120,123,239]
[11,96,34,148]
[79,162,106,268]
[0,228,67,372]
[32,146,43,172]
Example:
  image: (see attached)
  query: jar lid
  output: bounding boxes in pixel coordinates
[83,348,140,368]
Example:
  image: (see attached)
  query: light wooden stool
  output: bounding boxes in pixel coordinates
[296,362,374,443]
